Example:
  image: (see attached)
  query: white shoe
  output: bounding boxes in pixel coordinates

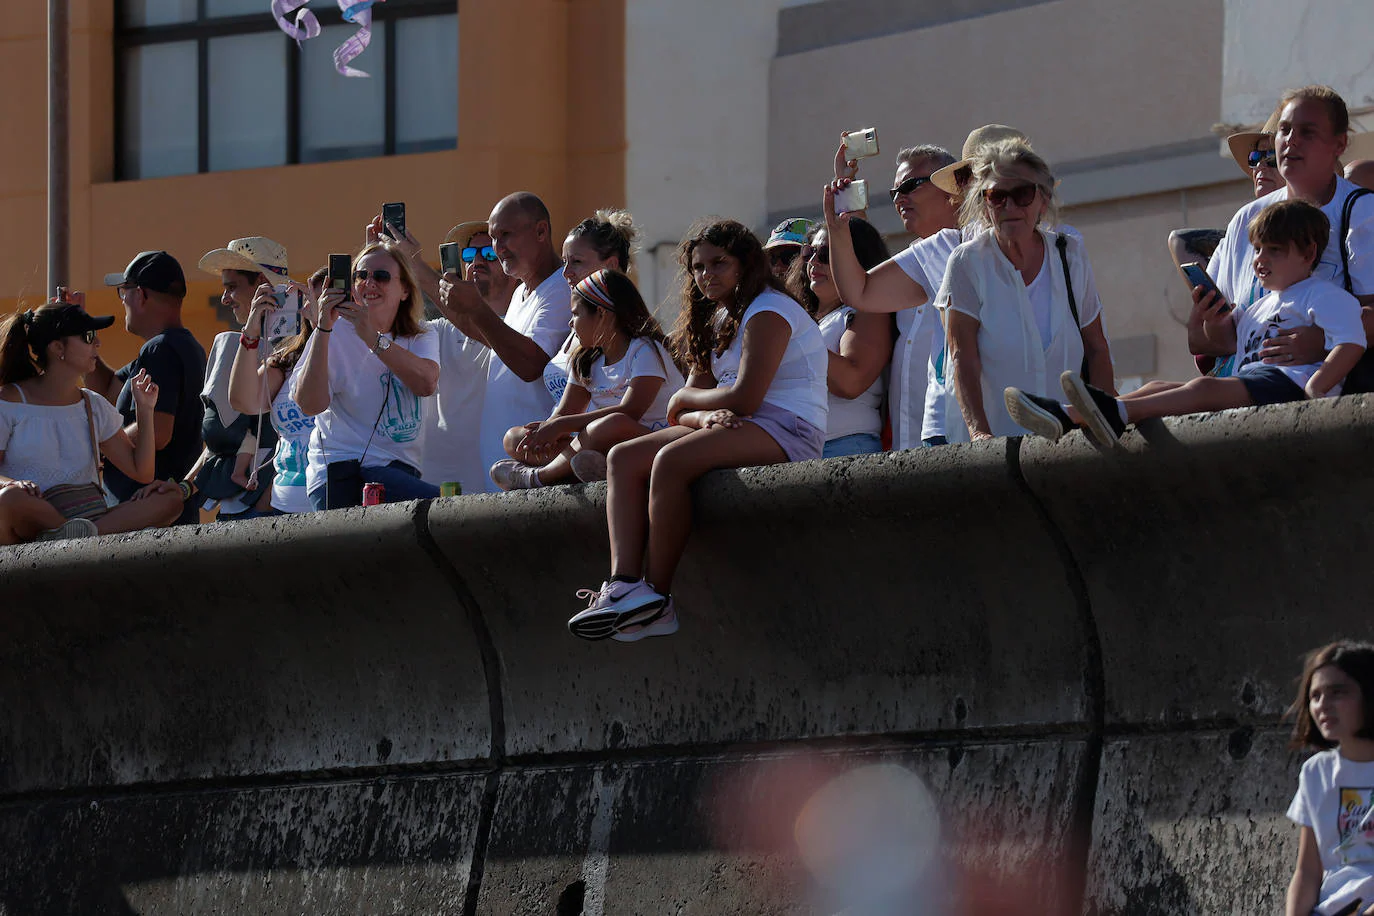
[568,579,667,641]
[570,449,608,482]
[489,459,540,491]
[613,598,679,642]
[36,517,99,542]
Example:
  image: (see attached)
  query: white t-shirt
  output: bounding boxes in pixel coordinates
[270,366,315,514]
[1025,245,1055,345]
[0,388,123,493]
[936,227,1104,441]
[1233,276,1365,394]
[890,228,959,448]
[573,337,683,429]
[817,306,884,441]
[304,320,440,495]
[419,318,490,494]
[1287,748,1374,916]
[478,270,572,490]
[710,288,829,430]
[543,333,575,406]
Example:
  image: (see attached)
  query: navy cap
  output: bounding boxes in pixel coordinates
[104,251,187,297]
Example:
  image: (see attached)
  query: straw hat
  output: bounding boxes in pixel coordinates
[443,221,489,250]
[198,237,291,284]
[1225,111,1281,176]
[930,124,1029,194]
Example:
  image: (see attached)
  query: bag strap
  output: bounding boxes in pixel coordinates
[1056,233,1090,382]
[82,390,104,487]
[1340,187,1373,294]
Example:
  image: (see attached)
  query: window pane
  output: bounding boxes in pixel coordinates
[396,14,458,154]
[208,33,289,171]
[300,22,387,163]
[122,42,199,180]
[122,0,197,27]
[205,0,272,15]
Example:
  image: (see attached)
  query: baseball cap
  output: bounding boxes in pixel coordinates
[24,304,116,350]
[765,217,815,250]
[104,251,188,297]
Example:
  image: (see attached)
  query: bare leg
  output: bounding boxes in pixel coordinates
[1121,376,1252,423]
[0,488,66,545]
[581,413,653,453]
[96,491,183,535]
[644,422,787,594]
[1120,380,1188,401]
[606,426,691,579]
[535,447,576,484]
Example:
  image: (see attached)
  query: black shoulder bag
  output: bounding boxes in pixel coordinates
[1056,233,1090,382]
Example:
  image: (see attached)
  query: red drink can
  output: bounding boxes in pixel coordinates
[362,482,385,506]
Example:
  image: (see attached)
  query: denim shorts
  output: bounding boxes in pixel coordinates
[822,432,882,458]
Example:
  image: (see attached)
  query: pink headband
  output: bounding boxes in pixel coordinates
[575,270,616,310]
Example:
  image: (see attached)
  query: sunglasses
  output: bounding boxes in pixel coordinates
[888,174,933,201]
[1248,149,1278,169]
[78,329,98,344]
[983,183,1040,208]
[353,269,394,283]
[768,248,800,267]
[462,245,498,263]
[801,244,830,265]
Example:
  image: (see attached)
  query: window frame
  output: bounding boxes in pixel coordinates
[114,0,457,180]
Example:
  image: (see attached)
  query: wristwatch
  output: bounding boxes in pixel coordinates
[371,333,392,355]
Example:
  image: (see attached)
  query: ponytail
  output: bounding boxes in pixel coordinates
[0,309,40,385]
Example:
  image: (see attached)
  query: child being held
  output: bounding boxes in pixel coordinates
[1004,199,1367,447]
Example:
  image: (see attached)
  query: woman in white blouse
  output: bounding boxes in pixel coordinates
[937,140,1114,441]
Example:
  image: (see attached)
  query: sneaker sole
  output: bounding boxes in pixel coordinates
[568,595,667,640]
[1004,388,1066,442]
[1060,372,1122,451]
[613,611,679,643]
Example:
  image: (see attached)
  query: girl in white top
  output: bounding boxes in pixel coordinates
[0,301,182,543]
[568,220,827,643]
[937,139,1114,442]
[227,267,326,514]
[294,240,441,509]
[491,269,683,489]
[1285,641,1374,916]
[784,219,892,457]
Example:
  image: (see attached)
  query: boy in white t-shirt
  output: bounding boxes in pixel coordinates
[1006,200,1366,448]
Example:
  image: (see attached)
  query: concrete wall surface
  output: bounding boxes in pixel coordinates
[5,396,1374,912]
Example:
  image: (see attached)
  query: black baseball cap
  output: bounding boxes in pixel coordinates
[25,305,116,349]
[104,250,187,297]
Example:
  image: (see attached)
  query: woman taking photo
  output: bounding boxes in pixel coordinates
[785,218,893,457]
[0,299,183,543]
[568,220,827,642]
[294,240,440,508]
[937,139,1114,441]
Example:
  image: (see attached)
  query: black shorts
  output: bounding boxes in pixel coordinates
[1238,365,1306,406]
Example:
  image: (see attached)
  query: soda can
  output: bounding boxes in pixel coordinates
[440,481,462,498]
[362,482,385,506]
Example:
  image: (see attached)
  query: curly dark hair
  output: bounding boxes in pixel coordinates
[784,217,891,318]
[669,219,780,375]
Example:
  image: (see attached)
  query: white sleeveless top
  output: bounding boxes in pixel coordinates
[710,289,828,429]
[816,305,884,440]
[0,386,123,493]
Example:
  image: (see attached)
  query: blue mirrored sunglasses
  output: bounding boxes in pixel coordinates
[462,245,498,263]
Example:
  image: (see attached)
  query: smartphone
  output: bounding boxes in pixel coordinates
[55,287,84,307]
[834,179,869,214]
[1180,262,1230,312]
[842,128,880,160]
[264,285,302,340]
[328,254,352,292]
[382,201,406,240]
[439,242,463,275]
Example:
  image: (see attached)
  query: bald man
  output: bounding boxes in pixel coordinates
[440,192,571,491]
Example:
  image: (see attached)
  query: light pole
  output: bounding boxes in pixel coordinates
[48,0,69,296]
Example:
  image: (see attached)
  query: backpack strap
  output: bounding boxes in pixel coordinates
[1340,187,1373,294]
[82,390,104,487]
[1056,233,1090,382]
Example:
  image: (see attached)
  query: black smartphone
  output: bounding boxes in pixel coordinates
[382,202,406,240]
[439,242,463,275]
[328,253,352,292]
[1181,262,1230,312]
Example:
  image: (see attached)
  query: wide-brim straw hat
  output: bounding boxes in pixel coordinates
[1225,111,1282,176]
[198,236,291,284]
[442,221,489,251]
[930,124,1029,194]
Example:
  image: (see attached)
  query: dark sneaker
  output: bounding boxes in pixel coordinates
[568,579,667,640]
[1004,387,1074,442]
[1060,371,1127,449]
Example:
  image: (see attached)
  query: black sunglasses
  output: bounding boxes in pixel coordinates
[353,269,394,282]
[889,174,933,201]
[462,245,498,263]
[768,248,799,266]
[983,183,1039,208]
[1248,149,1278,169]
[801,244,830,265]
[78,329,98,344]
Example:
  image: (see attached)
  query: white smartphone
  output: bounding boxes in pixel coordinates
[834,179,869,214]
[264,285,302,340]
[842,128,880,160]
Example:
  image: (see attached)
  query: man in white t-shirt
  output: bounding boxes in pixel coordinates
[440,192,572,491]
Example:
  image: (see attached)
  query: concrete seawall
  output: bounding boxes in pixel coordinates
[2,396,1367,914]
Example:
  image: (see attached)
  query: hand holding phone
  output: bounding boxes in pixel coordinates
[833,179,869,215]
[841,128,879,160]
[382,202,406,240]
[328,254,352,292]
[1181,263,1231,313]
[439,242,463,276]
[264,285,302,340]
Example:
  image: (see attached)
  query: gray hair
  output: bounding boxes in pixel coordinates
[957,139,1060,230]
[895,144,955,172]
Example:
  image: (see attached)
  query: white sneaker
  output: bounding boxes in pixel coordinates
[613,598,679,642]
[36,517,99,542]
[568,579,667,641]
[570,449,608,482]
[489,459,541,491]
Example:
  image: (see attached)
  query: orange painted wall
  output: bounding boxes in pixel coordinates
[0,0,625,371]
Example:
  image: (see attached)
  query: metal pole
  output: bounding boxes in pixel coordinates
[48,0,70,296]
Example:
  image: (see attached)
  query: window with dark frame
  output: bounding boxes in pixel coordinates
[116,0,458,181]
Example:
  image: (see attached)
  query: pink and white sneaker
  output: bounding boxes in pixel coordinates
[612,598,679,642]
[568,579,667,641]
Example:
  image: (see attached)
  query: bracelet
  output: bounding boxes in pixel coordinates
[239,333,261,349]
[318,326,333,333]
[174,479,193,502]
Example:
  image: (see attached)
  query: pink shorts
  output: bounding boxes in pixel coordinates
[745,401,825,462]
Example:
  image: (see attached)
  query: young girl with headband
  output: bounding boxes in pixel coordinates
[490,268,682,488]
[0,298,183,543]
